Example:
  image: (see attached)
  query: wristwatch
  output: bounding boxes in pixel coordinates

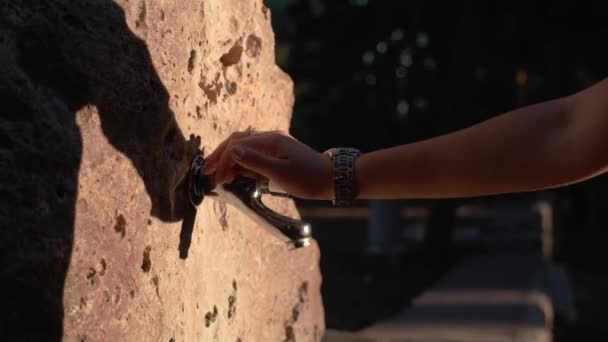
[324,147,361,206]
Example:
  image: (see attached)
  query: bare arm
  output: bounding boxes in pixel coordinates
[204,79,608,201]
[357,79,608,199]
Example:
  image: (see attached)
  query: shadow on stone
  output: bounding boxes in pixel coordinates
[0,1,200,339]
[179,204,198,259]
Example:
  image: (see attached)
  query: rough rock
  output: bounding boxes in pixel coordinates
[0,1,324,341]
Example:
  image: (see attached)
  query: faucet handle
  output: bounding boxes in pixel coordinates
[224,177,312,249]
[187,155,312,249]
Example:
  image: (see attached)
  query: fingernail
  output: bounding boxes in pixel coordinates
[231,145,246,159]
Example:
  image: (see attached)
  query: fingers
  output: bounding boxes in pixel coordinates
[231,145,288,180]
[205,130,286,178]
[203,131,252,174]
[214,133,280,183]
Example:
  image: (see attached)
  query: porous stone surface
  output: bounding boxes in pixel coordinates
[0,1,324,341]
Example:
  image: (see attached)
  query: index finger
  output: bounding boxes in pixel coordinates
[206,131,283,176]
[205,131,250,164]
[205,130,284,170]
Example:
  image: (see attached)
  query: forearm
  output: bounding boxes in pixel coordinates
[356,96,585,199]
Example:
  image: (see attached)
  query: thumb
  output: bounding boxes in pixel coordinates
[231,145,287,179]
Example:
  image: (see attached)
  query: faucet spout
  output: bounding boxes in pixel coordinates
[188,155,312,249]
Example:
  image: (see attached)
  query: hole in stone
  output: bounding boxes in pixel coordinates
[284,325,295,342]
[86,267,96,279]
[141,246,152,272]
[298,281,308,303]
[97,258,107,276]
[246,34,262,58]
[114,214,127,239]
[187,49,196,74]
[151,275,160,297]
[79,297,87,310]
[226,81,237,95]
[292,306,300,322]
[135,0,147,28]
[220,41,243,67]
[228,295,236,319]
[204,305,218,327]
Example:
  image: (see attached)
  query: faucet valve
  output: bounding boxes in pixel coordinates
[188,155,312,249]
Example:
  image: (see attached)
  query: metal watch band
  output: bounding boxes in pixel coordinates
[324,147,361,206]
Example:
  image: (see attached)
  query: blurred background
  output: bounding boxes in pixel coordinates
[265,1,608,340]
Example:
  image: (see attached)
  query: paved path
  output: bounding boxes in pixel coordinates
[324,255,572,342]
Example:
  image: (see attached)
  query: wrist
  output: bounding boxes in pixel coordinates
[354,152,368,199]
[321,155,335,200]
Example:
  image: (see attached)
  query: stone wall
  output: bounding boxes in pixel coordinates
[0,1,323,341]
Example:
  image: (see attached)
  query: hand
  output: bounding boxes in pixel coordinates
[203,130,334,200]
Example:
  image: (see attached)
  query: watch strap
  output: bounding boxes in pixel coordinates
[324,148,361,206]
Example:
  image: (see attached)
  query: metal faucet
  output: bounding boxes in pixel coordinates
[188,155,312,249]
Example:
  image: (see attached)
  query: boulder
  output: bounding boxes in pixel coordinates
[0,1,324,341]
